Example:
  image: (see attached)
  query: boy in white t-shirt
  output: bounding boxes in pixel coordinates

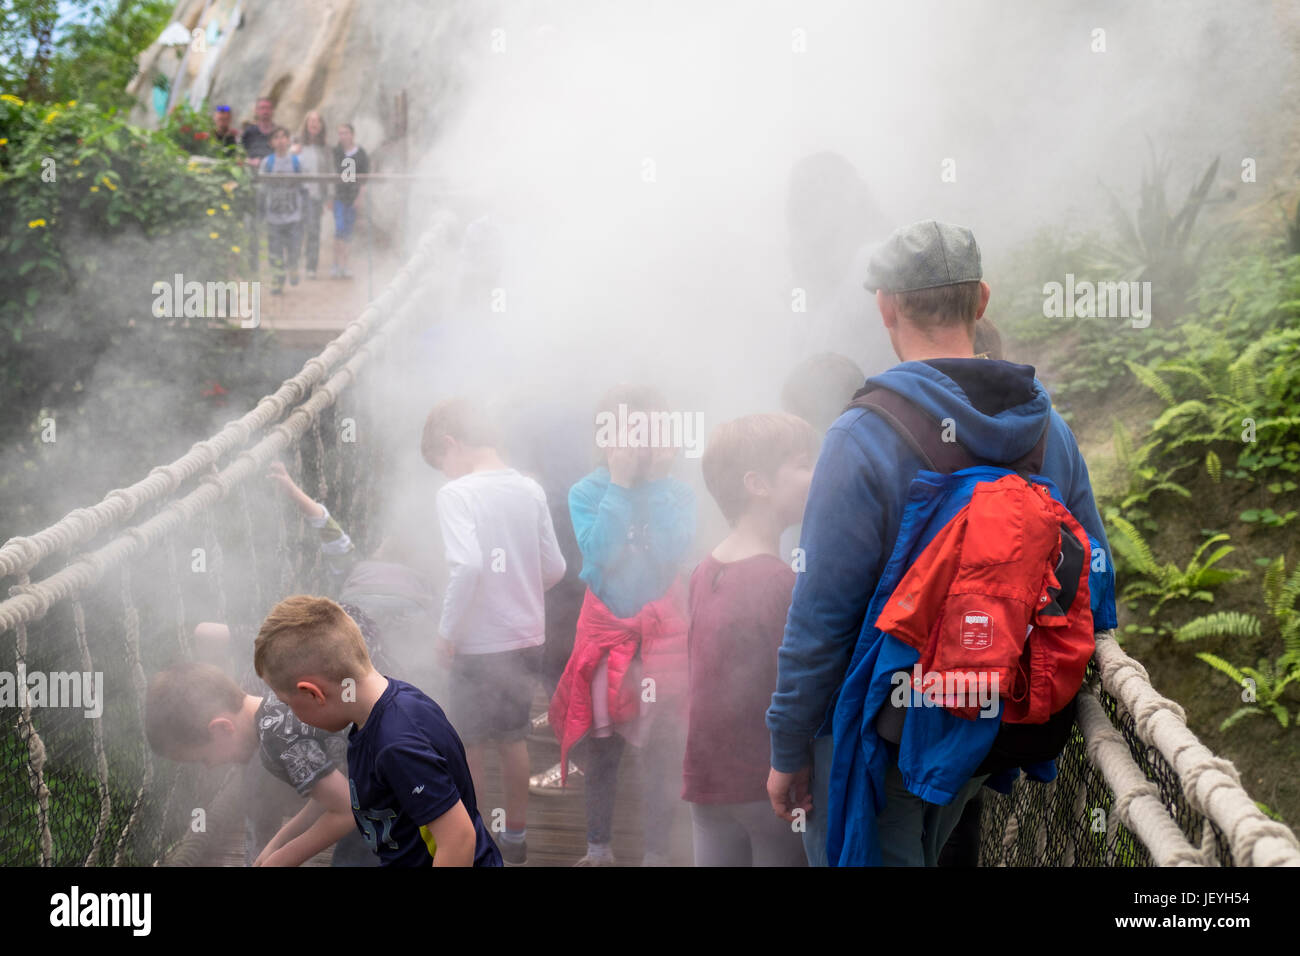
[421,398,566,865]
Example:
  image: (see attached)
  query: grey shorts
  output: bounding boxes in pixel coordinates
[448,645,542,745]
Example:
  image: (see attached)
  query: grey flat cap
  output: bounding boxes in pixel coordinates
[863,219,982,293]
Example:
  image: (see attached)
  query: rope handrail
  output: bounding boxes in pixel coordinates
[1090,633,1300,866]
[1076,687,1208,866]
[0,219,449,583]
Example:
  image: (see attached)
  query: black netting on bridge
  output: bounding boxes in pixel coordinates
[978,663,1232,867]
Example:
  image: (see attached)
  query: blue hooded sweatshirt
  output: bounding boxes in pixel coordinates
[569,467,696,618]
[765,358,1115,863]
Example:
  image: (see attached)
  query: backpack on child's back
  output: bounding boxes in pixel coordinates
[262,152,306,225]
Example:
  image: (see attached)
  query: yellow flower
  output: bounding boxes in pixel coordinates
[209,232,219,239]
[206,208,215,215]
[101,176,117,192]
[67,100,76,108]
[221,181,236,194]
[44,110,60,123]
[220,203,230,211]
[0,94,23,106]
[89,185,99,192]
[27,219,47,229]
[0,138,8,146]
[69,158,78,165]
[230,245,241,253]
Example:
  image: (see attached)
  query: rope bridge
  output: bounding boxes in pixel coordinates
[1,217,1297,867]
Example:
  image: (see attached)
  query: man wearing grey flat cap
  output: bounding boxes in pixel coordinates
[765,219,1116,866]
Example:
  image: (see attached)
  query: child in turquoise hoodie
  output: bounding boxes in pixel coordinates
[551,385,695,866]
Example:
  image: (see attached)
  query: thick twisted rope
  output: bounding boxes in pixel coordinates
[1088,633,1300,867]
[12,571,53,866]
[71,596,112,867]
[112,564,153,866]
[1076,687,1204,866]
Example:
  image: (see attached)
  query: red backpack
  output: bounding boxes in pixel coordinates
[850,387,1095,772]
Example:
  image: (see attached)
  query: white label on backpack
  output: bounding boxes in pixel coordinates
[961,610,993,650]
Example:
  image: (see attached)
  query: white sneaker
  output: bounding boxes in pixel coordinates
[528,760,582,796]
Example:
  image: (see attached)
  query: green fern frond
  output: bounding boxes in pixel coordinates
[1112,419,1133,473]
[1123,581,1167,600]
[1151,400,1212,434]
[1165,431,1222,453]
[1174,612,1261,643]
[1268,702,1290,727]
[1277,566,1300,617]
[1255,800,1284,822]
[1196,652,1248,686]
[1220,707,1264,732]
[1262,556,1287,613]
[1274,668,1300,698]
[1281,622,1300,663]
[1254,416,1300,435]
[1156,362,1216,395]
[1186,534,1232,574]
[1125,360,1175,404]
[1205,450,1221,483]
[1108,514,1162,577]
[1227,354,1258,402]
[1120,480,1192,510]
[1192,569,1247,590]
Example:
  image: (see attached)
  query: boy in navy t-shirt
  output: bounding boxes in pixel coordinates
[254,594,500,866]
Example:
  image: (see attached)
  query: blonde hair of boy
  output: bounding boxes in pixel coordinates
[145,661,246,757]
[701,413,818,526]
[254,595,372,692]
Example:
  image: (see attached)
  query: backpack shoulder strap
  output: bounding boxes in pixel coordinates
[291,154,301,173]
[846,386,1050,476]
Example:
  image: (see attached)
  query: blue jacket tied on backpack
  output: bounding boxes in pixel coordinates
[765,358,1117,866]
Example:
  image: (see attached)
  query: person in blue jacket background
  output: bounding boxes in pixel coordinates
[765,220,1116,866]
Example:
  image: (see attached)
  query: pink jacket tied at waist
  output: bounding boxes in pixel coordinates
[548,579,688,783]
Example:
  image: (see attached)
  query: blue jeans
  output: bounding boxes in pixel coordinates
[333,199,357,239]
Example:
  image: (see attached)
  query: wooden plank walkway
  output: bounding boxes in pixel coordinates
[249,228,404,348]
[203,694,695,867]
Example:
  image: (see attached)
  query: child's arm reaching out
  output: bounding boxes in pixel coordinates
[267,461,324,518]
[268,460,357,584]
[253,769,357,867]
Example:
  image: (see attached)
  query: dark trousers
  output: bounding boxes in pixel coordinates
[301,197,323,273]
[266,220,302,290]
[582,712,686,856]
[938,791,984,866]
